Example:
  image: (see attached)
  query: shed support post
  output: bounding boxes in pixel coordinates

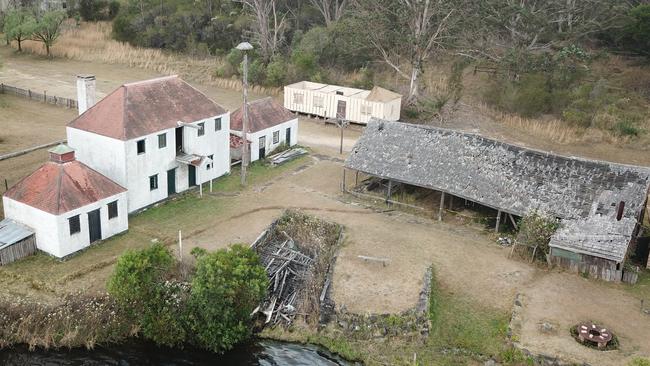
[495,210,502,233]
[386,180,393,205]
[449,195,453,210]
[508,214,518,230]
[438,192,445,221]
[355,171,359,186]
[341,168,347,192]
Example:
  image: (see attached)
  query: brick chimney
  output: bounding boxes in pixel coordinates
[49,144,75,164]
[76,74,96,115]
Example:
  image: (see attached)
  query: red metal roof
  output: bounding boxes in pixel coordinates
[4,160,126,215]
[67,76,227,140]
[231,97,295,133]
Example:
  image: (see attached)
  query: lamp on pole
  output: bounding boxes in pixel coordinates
[236,41,254,186]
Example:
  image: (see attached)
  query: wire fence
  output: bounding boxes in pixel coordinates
[0,83,77,109]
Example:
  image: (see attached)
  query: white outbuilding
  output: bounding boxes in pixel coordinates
[284,81,402,124]
[231,97,299,162]
[2,145,128,258]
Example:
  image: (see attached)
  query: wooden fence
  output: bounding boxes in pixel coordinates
[0,83,77,109]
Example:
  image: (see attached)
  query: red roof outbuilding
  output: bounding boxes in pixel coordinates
[4,146,126,215]
[231,97,295,133]
[67,76,227,140]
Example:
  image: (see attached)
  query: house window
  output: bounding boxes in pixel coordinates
[336,91,344,96]
[137,139,146,154]
[207,155,213,170]
[293,93,304,104]
[69,215,80,235]
[313,96,324,108]
[198,122,205,136]
[108,201,118,219]
[149,174,158,191]
[361,104,372,115]
[214,117,222,131]
[158,133,167,148]
[273,130,280,144]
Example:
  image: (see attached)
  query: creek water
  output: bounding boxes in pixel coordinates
[0,339,357,366]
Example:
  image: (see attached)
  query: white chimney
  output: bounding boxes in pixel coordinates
[76,74,96,115]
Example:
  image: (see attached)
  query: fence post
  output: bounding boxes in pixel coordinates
[28,89,31,98]
[44,90,47,103]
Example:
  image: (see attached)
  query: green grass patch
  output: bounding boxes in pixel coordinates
[623,269,650,301]
[629,357,650,366]
[428,280,509,358]
[209,156,309,192]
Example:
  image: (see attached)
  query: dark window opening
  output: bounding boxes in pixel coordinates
[336,91,344,95]
[158,133,167,148]
[108,201,118,219]
[616,201,626,221]
[69,215,81,235]
[207,154,213,170]
[150,174,158,191]
[137,139,146,154]
[273,130,279,144]
[198,122,205,136]
[215,118,222,131]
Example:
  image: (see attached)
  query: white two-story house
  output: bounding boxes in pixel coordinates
[67,75,231,213]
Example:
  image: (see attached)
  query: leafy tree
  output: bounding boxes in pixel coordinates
[3,9,36,52]
[186,244,267,353]
[620,4,650,56]
[32,11,65,57]
[107,243,186,347]
[516,211,560,262]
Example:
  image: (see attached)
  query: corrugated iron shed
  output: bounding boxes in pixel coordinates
[0,219,34,250]
[345,120,650,262]
[67,76,227,140]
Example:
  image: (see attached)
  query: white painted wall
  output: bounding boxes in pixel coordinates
[69,112,231,213]
[67,128,128,187]
[3,192,128,258]
[246,118,299,162]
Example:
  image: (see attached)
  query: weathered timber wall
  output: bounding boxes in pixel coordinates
[0,235,36,265]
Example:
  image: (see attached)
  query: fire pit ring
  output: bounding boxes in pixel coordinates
[576,323,612,349]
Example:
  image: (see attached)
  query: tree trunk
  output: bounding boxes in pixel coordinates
[45,43,50,57]
[17,39,22,52]
[407,65,421,104]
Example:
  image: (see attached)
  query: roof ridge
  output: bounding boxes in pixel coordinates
[55,163,63,214]
[122,85,128,140]
[123,75,178,87]
[179,78,227,112]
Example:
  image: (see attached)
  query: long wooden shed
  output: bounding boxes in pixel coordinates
[284,81,401,124]
[0,219,36,265]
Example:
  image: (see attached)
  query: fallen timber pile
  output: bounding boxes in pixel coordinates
[251,210,342,327]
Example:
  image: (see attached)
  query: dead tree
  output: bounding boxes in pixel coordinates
[237,0,288,62]
[309,0,348,27]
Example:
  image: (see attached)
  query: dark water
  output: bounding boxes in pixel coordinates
[0,340,356,366]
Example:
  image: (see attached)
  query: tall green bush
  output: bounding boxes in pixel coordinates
[187,244,268,353]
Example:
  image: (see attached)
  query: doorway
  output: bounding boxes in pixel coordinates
[259,136,266,159]
[336,100,347,119]
[175,127,183,153]
[188,165,196,187]
[167,168,176,196]
[285,127,291,146]
[88,209,102,244]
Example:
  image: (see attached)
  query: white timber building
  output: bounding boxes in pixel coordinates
[230,97,299,162]
[3,145,128,258]
[67,75,231,213]
[284,81,402,124]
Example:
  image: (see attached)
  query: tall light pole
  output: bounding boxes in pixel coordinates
[236,42,253,186]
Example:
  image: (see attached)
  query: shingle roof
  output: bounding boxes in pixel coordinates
[67,76,227,140]
[3,160,126,215]
[231,97,295,133]
[345,120,650,262]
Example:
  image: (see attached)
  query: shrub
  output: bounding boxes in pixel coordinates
[619,5,650,56]
[516,211,560,262]
[614,120,643,137]
[186,244,268,353]
[107,243,186,347]
[266,56,288,86]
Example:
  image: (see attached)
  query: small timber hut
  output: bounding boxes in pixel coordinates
[0,219,36,265]
[344,120,650,283]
